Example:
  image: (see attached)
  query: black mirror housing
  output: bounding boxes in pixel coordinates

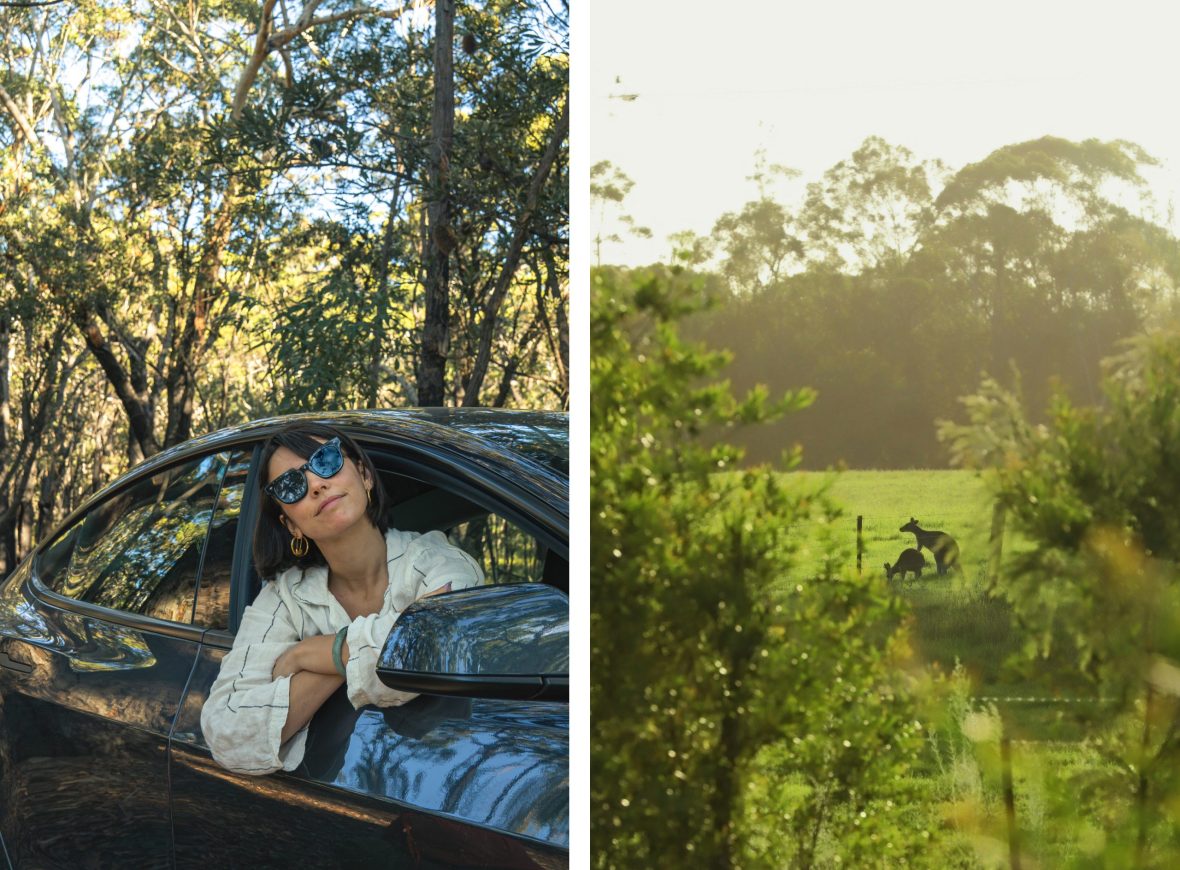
[376,583,568,701]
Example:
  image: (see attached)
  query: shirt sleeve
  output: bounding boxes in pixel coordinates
[343,532,485,709]
[200,583,307,775]
[406,530,485,596]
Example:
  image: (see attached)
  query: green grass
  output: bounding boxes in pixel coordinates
[715,468,1159,864]
[786,469,1097,737]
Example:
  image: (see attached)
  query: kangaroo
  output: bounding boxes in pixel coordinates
[900,517,960,576]
[884,547,927,583]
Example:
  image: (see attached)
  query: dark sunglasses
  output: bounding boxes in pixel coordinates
[264,438,346,504]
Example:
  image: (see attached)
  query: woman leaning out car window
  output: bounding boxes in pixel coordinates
[200,423,484,775]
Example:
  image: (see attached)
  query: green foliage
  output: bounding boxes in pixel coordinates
[591,161,651,265]
[712,197,803,296]
[935,136,1156,215]
[940,329,1180,863]
[801,136,945,272]
[0,0,567,570]
[591,265,948,867]
[264,221,417,412]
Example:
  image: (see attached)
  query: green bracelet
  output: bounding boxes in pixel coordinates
[332,627,348,678]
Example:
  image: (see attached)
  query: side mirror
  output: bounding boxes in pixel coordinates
[376,583,568,701]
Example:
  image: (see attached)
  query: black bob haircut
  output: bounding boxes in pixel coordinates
[252,422,389,579]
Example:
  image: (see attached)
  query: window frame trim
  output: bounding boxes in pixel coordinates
[227,443,263,635]
[27,447,244,641]
[26,581,209,643]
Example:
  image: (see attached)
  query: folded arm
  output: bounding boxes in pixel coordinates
[271,582,456,679]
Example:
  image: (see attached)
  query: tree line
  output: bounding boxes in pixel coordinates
[597,136,1180,468]
[0,0,568,574]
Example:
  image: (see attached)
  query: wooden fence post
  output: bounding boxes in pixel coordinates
[989,501,1006,586]
[1000,730,1021,869]
[856,515,863,575]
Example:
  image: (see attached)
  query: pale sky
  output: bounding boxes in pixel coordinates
[590,0,1180,266]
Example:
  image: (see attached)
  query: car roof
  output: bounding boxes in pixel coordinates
[100,409,568,520]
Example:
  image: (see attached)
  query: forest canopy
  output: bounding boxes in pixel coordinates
[0,0,569,573]
[597,136,1180,469]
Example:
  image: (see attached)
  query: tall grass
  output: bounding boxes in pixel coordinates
[774,469,1140,864]
[787,469,1098,729]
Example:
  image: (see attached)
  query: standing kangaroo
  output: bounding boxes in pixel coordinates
[900,517,960,576]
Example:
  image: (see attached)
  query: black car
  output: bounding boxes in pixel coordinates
[0,409,569,869]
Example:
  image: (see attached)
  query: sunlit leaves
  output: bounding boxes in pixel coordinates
[943,329,1180,861]
[592,266,944,867]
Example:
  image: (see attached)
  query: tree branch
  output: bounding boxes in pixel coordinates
[269,4,418,50]
[462,97,568,406]
[232,1,427,118]
[74,311,159,458]
[231,0,278,120]
[0,83,42,149]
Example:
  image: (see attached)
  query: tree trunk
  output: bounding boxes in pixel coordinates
[417,0,455,407]
[554,287,569,408]
[368,185,403,407]
[74,310,158,459]
[0,314,9,574]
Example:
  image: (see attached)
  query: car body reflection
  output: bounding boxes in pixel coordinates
[1,409,568,867]
[379,584,569,678]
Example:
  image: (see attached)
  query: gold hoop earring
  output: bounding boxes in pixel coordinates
[366,486,372,505]
[290,535,309,558]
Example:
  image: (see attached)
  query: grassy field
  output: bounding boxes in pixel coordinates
[787,470,1097,714]
[778,472,1146,864]
[792,468,996,579]
[780,469,1136,864]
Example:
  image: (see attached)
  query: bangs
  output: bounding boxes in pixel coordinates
[268,425,355,463]
[274,431,331,460]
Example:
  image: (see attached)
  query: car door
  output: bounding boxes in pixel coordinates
[0,448,242,868]
[167,440,568,869]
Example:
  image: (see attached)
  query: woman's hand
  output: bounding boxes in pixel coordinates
[272,634,341,680]
[272,642,307,680]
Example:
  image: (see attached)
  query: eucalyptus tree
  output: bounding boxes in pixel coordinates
[591,160,651,267]
[0,0,294,460]
[708,154,803,297]
[260,0,569,410]
[800,136,945,273]
[929,137,1164,373]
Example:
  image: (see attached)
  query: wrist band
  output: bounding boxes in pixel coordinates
[332,627,348,678]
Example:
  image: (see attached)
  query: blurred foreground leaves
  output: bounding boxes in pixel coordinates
[590,266,955,867]
[942,329,1180,864]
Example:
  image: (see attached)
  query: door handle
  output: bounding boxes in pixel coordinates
[0,644,33,674]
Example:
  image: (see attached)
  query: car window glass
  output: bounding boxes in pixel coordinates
[192,449,252,631]
[373,463,556,588]
[36,453,229,624]
[449,513,547,585]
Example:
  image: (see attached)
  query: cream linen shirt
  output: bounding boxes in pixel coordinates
[200,528,484,775]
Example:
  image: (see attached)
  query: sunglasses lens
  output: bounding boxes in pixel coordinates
[269,470,307,504]
[308,440,344,478]
[266,438,345,504]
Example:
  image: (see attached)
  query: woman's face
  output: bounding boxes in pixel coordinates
[266,439,372,544]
